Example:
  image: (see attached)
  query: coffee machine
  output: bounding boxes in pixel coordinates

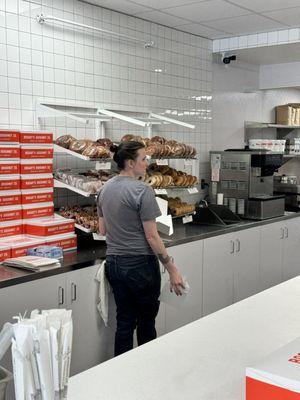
[210,150,285,219]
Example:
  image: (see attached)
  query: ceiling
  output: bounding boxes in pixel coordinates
[81,0,300,39]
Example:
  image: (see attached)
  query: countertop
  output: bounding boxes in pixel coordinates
[68,276,300,400]
[0,211,299,289]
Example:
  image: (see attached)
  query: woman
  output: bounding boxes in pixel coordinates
[97,141,184,357]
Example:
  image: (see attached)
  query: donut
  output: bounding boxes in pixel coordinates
[96,138,112,148]
[82,145,99,158]
[145,146,156,157]
[56,134,76,149]
[151,136,166,144]
[69,140,91,153]
[96,146,109,158]
[121,134,135,141]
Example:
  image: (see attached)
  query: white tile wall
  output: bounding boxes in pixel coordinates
[213,27,300,52]
[0,0,212,207]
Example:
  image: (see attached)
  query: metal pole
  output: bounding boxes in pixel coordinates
[36,14,154,48]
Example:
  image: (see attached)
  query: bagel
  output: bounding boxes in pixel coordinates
[174,176,185,186]
[146,175,158,187]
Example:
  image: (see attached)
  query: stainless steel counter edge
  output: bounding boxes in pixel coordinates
[0,212,298,289]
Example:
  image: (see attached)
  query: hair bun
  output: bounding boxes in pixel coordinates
[110,144,119,153]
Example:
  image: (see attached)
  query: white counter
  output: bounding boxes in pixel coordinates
[68,276,300,400]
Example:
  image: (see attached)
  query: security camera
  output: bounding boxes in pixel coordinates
[223,55,236,64]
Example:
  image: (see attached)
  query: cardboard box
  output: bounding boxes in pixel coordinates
[20,145,53,159]
[0,235,45,257]
[20,131,53,144]
[0,205,22,222]
[0,160,20,175]
[20,159,53,174]
[0,190,21,207]
[0,245,11,262]
[0,220,23,238]
[25,216,75,236]
[0,144,20,159]
[22,202,54,219]
[246,337,300,399]
[21,188,53,205]
[20,174,53,190]
[0,175,20,191]
[0,130,19,144]
[276,103,300,125]
[46,233,77,251]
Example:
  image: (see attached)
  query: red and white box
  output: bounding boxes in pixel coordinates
[21,188,53,205]
[246,337,300,399]
[25,215,75,237]
[0,144,20,159]
[22,202,54,220]
[0,175,20,191]
[46,233,77,251]
[0,130,19,144]
[0,160,20,175]
[20,145,53,159]
[0,235,46,257]
[0,205,22,222]
[20,131,53,145]
[0,190,21,207]
[20,159,53,175]
[20,174,53,190]
[0,245,11,262]
[0,220,23,238]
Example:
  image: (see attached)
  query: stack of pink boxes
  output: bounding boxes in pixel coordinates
[0,129,77,262]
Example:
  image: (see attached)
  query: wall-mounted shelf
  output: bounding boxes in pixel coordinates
[54,144,112,162]
[36,100,195,140]
[245,121,300,141]
[245,122,300,129]
[74,223,105,240]
[54,179,97,197]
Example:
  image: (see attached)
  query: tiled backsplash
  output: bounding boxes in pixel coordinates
[0,0,212,207]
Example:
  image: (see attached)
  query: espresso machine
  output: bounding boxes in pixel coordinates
[210,150,285,220]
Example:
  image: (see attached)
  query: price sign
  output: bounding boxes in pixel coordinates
[95,161,111,170]
[155,189,168,195]
[187,187,198,194]
[156,159,168,166]
[182,214,193,224]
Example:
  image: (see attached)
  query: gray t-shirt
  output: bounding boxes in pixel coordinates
[97,176,161,255]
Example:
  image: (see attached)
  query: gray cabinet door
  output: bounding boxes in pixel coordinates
[164,240,203,333]
[260,222,284,291]
[203,233,235,316]
[66,265,115,376]
[233,227,260,302]
[282,216,300,281]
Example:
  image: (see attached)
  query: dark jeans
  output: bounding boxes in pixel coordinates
[105,254,161,357]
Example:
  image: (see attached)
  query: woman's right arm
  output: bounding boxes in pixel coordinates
[143,220,185,295]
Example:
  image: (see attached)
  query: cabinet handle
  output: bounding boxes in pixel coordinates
[71,283,77,302]
[235,239,240,253]
[280,227,284,239]
[58,287,64,305]
[285,227,288,239]
[230,240,234,254]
